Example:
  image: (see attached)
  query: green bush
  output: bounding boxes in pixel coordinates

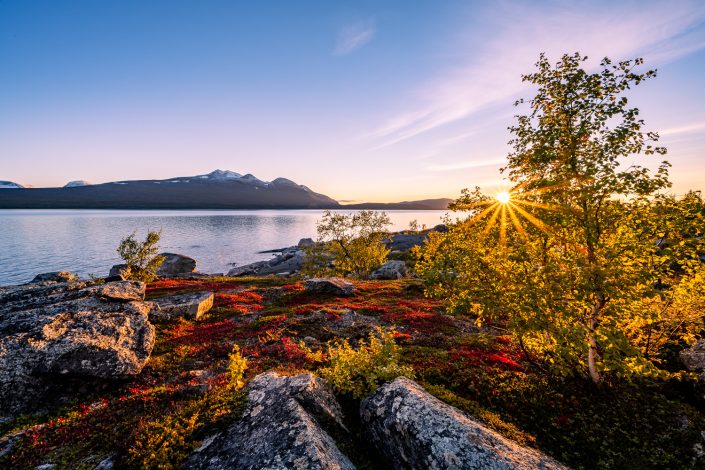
[116,230,165,282]
[317,327,414,398]
[304,210,391,279]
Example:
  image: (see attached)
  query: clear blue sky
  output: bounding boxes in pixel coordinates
[1,0,704,201]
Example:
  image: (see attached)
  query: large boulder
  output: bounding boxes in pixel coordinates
[157,253,197,277]
[185,372,355,470]
[370,260,407,280]
[0,280,155,418]
[361,377,566,470]
[150,291,214,322]
[30,271,78,284]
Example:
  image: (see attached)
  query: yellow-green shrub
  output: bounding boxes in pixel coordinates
[318,328,414,398]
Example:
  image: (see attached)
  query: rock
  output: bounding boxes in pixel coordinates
[108,264,129,279]
[304,278,355,296]
[156,253,197,277]
[298,238,315,248]
[0,280,155,418]
[432,224,449,233]
[370,260,407,280]
[30,271,77,283]
[385,233,427,252]
[150,291,214,322]
[681,340,705,386]
[184,371,355,470]
[287,309,380,342]
[228,249,305,277]
[361,377,566,470]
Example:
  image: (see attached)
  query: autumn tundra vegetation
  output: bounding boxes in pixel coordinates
[2,53,705,469]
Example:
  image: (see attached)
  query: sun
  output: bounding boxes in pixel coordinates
[496,191,511,204]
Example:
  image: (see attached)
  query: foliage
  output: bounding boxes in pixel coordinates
[228,345,248,389]
[315,327,414,398]
[117,230,165,282]
[304,210,391,278]
[128,385,246,469]
[416,53,705,383]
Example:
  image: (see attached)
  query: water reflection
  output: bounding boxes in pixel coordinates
[0,210,448,285]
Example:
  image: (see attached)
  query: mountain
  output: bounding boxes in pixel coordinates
[0,181,24,189]
[0,170,340,209]
[341,198,453,210]
[64,180,91,188]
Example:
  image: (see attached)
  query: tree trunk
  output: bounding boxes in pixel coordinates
[588,303,603,385]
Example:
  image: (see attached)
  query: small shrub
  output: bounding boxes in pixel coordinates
[305,210,391,279]
[317,327,414,398]
[116,230,165,282]
[227,345,248,389]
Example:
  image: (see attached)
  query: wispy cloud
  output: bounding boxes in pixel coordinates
[334,20,376,55]
[369,0,705,147]
[427,157,506,172]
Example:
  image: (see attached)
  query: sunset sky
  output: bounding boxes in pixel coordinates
[1,0,704,202]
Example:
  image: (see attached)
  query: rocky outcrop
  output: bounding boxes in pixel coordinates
[385,225,448,252]
[228,247,305,277]
[156,253,197,277]
[285,309,380,342]
[370,260,407,280]
[150,291,214,322]
[185,372,355,470]
[304,278,355,296]
[361,377,566,470]
[30,272,78,283]
[0,280,155,418]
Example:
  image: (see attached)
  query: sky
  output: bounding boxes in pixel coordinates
[1,0,704,202]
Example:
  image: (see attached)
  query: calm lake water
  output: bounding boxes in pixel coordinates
[0,209,449,285]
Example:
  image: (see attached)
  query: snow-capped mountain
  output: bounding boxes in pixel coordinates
[0,170,339,209]
[64,180,91,188]
[0,181,24,189]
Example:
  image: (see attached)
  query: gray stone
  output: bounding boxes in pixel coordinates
[228,249,305,277]
[30,271,78,283]
[108,264,129,279]
[184,371,355,470]
[157,253,197,277]
[370,260,407,280]
[681,340,705,396]
[150,291,214,322]
[0,280,155,418]
[298,238,315,248]
[304,278,355,296]
[361,377,566,470]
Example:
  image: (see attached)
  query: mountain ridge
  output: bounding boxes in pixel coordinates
[0,170,452,210]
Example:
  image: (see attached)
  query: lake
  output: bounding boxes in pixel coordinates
[0,209,449,285]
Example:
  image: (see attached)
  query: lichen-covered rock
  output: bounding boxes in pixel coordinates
[0,280,155,418]
[30,271,78,283]
[185,372,355,470]
[157,253,197,277]
[370,260,407,280]
[680,340,705,399]
[286,309,380,342]
[681,340,705,375]
[150,291,214,322]
[304,278,355,296]
[360,377,566,470]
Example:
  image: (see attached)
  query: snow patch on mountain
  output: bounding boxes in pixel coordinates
[0,181,24,189]
[64,180,91,188]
